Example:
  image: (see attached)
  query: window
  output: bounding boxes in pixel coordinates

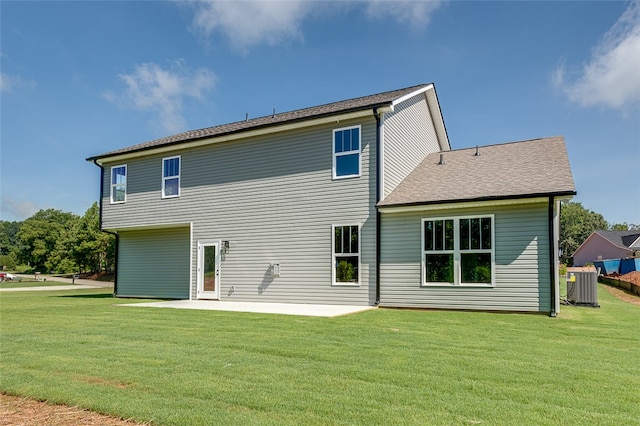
[162,156,180,198]
[423,219,454,283]
[333,126,361,179]
[333,225,360,285]
[110,165,126,204]
[422,216,494,286]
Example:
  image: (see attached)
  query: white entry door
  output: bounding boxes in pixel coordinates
[197,241,220,300]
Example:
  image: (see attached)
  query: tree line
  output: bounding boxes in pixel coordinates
[0,201,637,274]
[0,203,115,275]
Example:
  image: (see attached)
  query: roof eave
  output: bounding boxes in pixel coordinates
[377,191,577,212]
[87,102,393,164]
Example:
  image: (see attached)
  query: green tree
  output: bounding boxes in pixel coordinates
[16,209,79,272]
[73,202,114,273]
[0,221,21,255]
[0,221,22,269]
[609,222,640,231]
[560,202,608,265]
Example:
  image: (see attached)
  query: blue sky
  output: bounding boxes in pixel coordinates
[1,1,639,225]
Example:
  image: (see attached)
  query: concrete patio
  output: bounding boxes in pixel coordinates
[117,300,376,317]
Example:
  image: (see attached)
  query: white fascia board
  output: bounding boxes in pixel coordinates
[424,88,450,152]
[95,109,374,165]
[378,197,550,214]
[391,83,434,108]
[390,84,449,152]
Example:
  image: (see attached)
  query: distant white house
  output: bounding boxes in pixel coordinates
[573,230,640,266]
[88,83,576,315]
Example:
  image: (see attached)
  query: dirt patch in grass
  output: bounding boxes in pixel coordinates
[0,393,148,426]
[602,281,640,306]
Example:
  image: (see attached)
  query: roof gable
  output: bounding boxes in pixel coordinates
[596,230,640,249]
[378,136,576,207]
[88,83,443,162]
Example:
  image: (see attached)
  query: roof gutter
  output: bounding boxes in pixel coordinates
[378,191,577,213]
[92,159,118,296]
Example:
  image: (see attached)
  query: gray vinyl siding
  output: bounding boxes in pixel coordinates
[117,226,190,299]
[102,117,377,305]
[383,94,441,198]
[380,202,551,312]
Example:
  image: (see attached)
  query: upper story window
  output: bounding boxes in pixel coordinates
[333,125,361,179]
[423,216,494,286]
[110,165,127,204]
[333,224,360,286]
[162,156,180,198]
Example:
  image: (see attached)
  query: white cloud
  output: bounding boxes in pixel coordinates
[554,0,640,111]
[365,0,444,30]
[104,60,216,133]
[187,1,310,52]
[0,72,36,93]
[0,196,39,222]
[185,0,444,52]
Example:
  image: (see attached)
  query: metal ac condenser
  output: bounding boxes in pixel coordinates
[566,266,599,307]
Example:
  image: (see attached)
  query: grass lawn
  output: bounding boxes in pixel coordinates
[1,285,639,425]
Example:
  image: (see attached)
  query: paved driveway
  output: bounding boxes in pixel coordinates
[0,274,113,292]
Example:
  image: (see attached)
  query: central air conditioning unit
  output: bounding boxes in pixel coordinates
[566,266,599,307]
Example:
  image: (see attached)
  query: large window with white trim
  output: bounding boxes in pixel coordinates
[333,125,361,179]
[162,156,180,198]
[110,165,127,204]
[333,225,360,285]
[422,216,494,286]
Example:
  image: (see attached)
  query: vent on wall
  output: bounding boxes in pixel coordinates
[566,267,599,307]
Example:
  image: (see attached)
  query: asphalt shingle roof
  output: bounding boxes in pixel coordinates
[88,84,431,161]
[595,230,640,249]
[378,136,576,207]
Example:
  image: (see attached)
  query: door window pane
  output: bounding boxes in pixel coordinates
[203,245,216,292]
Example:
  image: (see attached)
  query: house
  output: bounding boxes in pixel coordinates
[87,83,576,315]
[572,230,640,266]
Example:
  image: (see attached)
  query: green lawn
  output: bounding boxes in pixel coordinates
[1,285,639,425]
[0,278,68,288]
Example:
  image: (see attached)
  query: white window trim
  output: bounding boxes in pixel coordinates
[421,215,495,287]
[332,125,362,180]
[331,224,361,287]
[162,155,181,199]
[110,164,127,204]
